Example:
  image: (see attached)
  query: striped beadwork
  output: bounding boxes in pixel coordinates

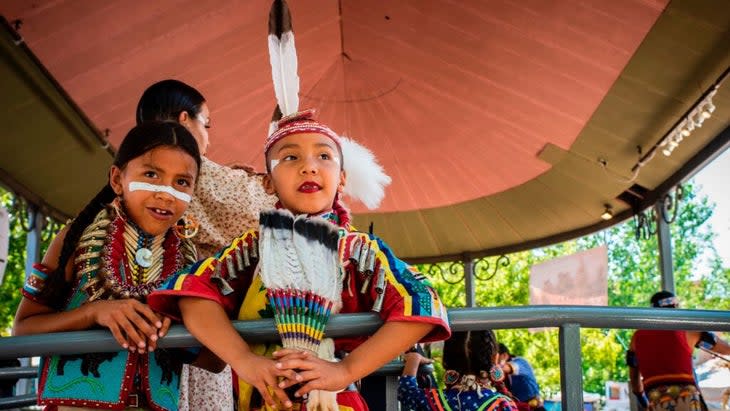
[267,288,334,353]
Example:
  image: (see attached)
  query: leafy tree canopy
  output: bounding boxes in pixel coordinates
[419,183,726,396]
[0,187,56,336]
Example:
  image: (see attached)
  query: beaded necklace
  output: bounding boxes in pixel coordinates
[122,219,166,284]
[79,204,193,301]
[317,211,340,226]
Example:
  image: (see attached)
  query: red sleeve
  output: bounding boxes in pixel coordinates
[148,231,258,321]
[337,233,450,351]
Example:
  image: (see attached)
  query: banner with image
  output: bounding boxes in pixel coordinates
[529,246,608,306]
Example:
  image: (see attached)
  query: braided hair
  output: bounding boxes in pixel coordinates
[38,122,201,308]
[443,330,499,377]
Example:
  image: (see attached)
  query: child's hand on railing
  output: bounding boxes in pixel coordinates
[233,350,302,409]
[86,299,164,352]
[402,350,432,377]
[145,313,172,351]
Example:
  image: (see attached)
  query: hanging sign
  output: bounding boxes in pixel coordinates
[529,246,608,306]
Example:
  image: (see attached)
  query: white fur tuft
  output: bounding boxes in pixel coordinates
[339,136,392,209]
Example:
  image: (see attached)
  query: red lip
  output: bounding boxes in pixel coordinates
[298,181,322,193]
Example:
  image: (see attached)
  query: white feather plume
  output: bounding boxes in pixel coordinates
[259,209,304,290]
[340,136,392,209]
[268,0,299,119]
[292,215,341,303]
[307,338,340,410]
[268,31,299,116]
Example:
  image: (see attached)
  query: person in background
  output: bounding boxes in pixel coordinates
[399,330,518,411]
[136,79,276,258]
[498,343,545,411]
[628,290,730,411]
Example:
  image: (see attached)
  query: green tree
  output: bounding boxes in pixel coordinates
[0,187,56,336]
[419,183,725,396]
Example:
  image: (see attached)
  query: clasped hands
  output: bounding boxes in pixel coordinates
[236,348,354,410]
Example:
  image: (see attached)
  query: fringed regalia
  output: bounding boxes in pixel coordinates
[148,210,450,411]
[633,330,706,411]
[23,203,197,410]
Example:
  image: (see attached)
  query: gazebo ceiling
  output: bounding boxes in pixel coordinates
[1,0,728,262]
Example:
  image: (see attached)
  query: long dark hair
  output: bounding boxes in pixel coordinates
[443,330,499,376]
[39,122,201,308]
[136,79,206,125]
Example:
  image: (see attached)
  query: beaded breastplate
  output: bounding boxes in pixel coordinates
[76,204,196,302]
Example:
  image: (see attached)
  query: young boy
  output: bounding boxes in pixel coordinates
[148,110,451,410]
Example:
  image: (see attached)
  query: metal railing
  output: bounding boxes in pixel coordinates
[1,305,729,410]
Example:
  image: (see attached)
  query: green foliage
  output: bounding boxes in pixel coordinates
[0,187,56,336]
[419,183,726,397]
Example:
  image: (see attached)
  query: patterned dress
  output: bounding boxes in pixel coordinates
[179,157,276,411]
[148,215,451,411]
[398,376,518,411]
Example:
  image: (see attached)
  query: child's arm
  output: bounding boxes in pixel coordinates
[399,351,436,411]
[12,227,165,352]
[274,321,434,395]
[179,297,299,408]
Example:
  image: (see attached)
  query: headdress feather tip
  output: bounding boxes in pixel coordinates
[268,0,299,117]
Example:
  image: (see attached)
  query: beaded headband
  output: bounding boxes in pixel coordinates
[265,109,341,156]
[655,296,679,307]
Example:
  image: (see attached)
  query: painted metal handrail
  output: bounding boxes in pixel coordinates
[0,306,728,410]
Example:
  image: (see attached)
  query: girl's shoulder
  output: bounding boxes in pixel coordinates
[41,225,70,270]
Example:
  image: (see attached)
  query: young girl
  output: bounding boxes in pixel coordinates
[399,330,518,411]
[148,110,451,410]
[13,121,202,410]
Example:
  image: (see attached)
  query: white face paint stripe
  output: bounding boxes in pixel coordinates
[128,182,191,203]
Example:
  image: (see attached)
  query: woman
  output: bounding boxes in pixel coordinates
[136,79,276,410]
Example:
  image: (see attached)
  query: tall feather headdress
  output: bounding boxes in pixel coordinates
[268,0,299,118]
[266,1,391,210]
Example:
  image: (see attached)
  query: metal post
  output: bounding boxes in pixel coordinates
[464,258,475,307]
[18,206,44,396]
[385,375,399,410]
[559,323,583,411]
[654,200,674,293]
